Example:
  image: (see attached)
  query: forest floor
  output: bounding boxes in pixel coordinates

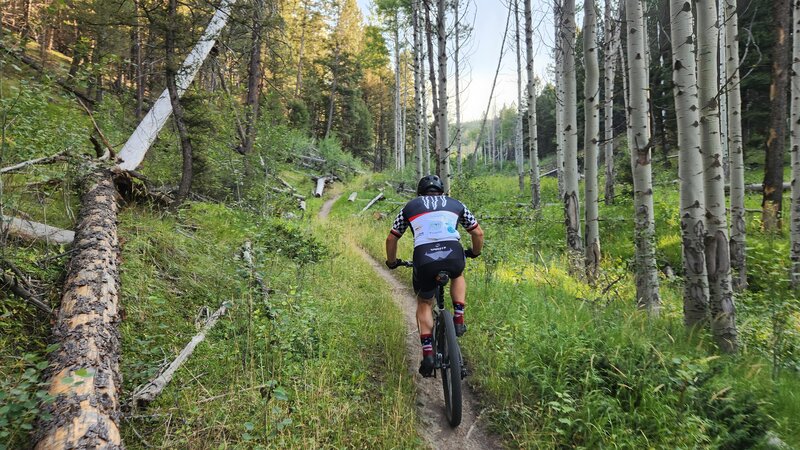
[318,193,501,450]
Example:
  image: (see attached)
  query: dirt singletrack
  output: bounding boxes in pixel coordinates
[319,194,501,450]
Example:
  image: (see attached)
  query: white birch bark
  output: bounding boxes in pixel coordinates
[584,0,601,277]
[413,0,424,179]
[697,0,738,352]
[437,0,450,192]
[515,0,525,193]
[790,0,800,288]
[394,13,402,170]
[117,0,237,171]
[625,0,660,312]
[670,0,709,327]
[554,0,566,198]
[525,0,540,208]
[454,0,463,175]
[563,0,583,254]
[718,0,730,176]
[603,0,619,205]
[725,0,747,290]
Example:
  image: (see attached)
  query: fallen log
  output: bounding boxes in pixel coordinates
[313,175,335,198]
[129,300,229,406]
[348,192,358,202]
[360,193,385,213]
[34,170,123,449]
[0,151,69,175]
[2,215,75,245]
[724,182,791,194]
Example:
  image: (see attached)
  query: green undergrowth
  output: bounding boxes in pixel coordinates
[119,201,419,448]
[334,171,800,449]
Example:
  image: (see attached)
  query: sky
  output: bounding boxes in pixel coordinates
[356,0,556,122]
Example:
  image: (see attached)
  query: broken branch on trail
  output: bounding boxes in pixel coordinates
[348,192,358,202]
[313,175,336,197]
[0,151,69,175]
[1,271,52,314]
[34,170,123,449]
[360,192,385,213]
[129,300,229,407]
[1,215,75,245]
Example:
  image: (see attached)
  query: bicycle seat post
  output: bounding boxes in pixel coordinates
[435,271,450,310]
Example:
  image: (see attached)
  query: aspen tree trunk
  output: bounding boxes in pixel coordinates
[718,2,729,176]
[425,2,439,175]
[34,171,122,449]
[563,0,583,255]
[763,0,791,231]
[697,0,738,352]
[515,0,525,193]
[725,0,747,290]
[437,0,450,193]
[454,0,463,175]
[790,0,800,288]
[554,0,566,199]
[243,0,265,155]
[603,0,618,205]
[584,0,601,278]
[670,0,709,327]
[414,0,424,179]
[394,11,402,169]
[525,0,540,209]
[625,0,660,312]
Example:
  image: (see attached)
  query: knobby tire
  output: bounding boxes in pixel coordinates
[438,309,463,427]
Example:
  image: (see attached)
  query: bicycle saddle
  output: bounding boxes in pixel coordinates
[435,271,451,286]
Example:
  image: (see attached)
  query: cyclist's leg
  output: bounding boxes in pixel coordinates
[416,295,434,335]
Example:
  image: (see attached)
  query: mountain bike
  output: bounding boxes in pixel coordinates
[398,259,465,427]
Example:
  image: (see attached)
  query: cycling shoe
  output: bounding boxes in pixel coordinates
[455,323,467,337]
[419,355,435,377]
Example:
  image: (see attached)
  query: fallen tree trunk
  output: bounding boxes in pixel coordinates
[360,193,385,213]
[129,300,228,407]
[348,192,357,202]
[0,151,69,174]
[723,182,791,193]
[34,170,123,449]
[2,215,75,245]
[313,176,335,197]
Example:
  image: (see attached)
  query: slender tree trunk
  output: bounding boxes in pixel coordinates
[394,11,402,169]
[718,1,730,177]
[425,1,439,175]
[763,0,791,231]
[422,51,431,175]
[584,0,600,278]
[562,0,582,256]
[133,0,145,119]
[671,0,709,327]
[243,0,265,155]
[34,171,122,449]
[166,0,194,206]
[455,0,463,175]
[437,0,450,192]
[554,0,565,199]
[697,0,738,352]
[325,48,340,139]
[414,0,424,179]
[725,0,747,290]
[626,0,660,313]
[515,0,525,193]
[790,0,800,288]
[603,0,619,206]
[525,0,540,208]
[295,0,309,98]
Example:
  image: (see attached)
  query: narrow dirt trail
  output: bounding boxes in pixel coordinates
[319,194,501,450]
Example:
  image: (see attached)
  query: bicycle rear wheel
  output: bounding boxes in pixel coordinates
[437,309,462,427]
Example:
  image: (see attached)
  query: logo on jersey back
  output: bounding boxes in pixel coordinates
[421,195,448,210]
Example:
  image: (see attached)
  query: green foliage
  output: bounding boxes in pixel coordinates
[0,351,54,449]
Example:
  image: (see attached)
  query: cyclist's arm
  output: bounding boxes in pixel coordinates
[468,224,484,255]
[386,233,400,265]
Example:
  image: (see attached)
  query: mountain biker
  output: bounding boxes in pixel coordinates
[385,175,484,377]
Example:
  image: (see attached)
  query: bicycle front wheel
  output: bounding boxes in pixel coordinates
[437,309,462,427]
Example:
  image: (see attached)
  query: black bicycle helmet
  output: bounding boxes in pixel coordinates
[417,175,444,195]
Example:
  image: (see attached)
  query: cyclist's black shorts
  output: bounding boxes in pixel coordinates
[412,241,465,299]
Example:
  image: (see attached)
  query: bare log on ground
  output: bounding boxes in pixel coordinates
[129,300,228,406]
[348,192,358,202]
[2,215,75,245]
[1,272,52,314]
[313,175,335,197]
[0,151,69,174]
[360,193,385,213]
[724,183,790,193]
[34,170,123,449]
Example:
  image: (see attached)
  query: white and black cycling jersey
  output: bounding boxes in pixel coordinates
[390,195,479,247]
